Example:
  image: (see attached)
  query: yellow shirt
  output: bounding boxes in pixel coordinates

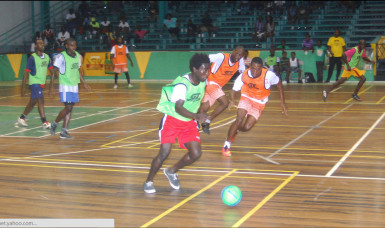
[327,36,346,57]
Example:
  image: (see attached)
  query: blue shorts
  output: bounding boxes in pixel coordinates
[30,84,44,100]
[60,92,79,104]
[291,67,299,73]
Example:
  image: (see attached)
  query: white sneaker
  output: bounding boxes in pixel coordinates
[42,121,51,129]
[18,118,28,127]
[128,84,133,88]
[114,84,118,89]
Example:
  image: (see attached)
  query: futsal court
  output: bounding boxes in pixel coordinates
[0,80,384,227]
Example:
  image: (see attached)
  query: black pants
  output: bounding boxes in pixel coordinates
[327,57,342,82]
[316,61,324,82]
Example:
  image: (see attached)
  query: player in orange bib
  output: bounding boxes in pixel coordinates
[222,57,288,157]
[199,46,246,134]
[110,36,134,89]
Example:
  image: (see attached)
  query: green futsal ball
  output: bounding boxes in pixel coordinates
[221,185,242,206]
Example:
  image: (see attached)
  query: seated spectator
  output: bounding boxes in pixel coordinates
[147,1,158,23]
[199,12,218,38]
[277,40,288,53]
[100,17,111,34]
[82,14,92,35]
[297,2,309,24]
[106,26,117,48]
[252,16,265,47]
[89,17,100,38]
[264,47,280,75]
[57,26,70,46]
[279,51,290,83]
[186,19,197,43]
[302,34,314,53]
[133,25,148,44]
[265,15,275,45]
[66,8,77,36]
[162,13,180,40]
[288,2,298,25]
[289,52,303,83]
[118,16,131,43]
[42,24,54,46]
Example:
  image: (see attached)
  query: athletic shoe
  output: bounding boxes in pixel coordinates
[322,90,328,102]
[222,146,232,157]
[201,122,210,135]
[163,168,180,190]
[352,94,362,101]
[60,131,73,139]
[42,121,51,129]
[143,181,156,194]
[298,79,303,83]
[114,84,118,89]
[50,122,57,136]
[128,84,133,88]
[17,117,28,127]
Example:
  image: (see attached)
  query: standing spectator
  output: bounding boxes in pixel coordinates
[186,19,197,43]
[289,52,303,83]
[264,47,280,76]
[265,15,275,45]
[50,38,91,139]
[42,24,54,46]
[280,51,290,83]
[252,16,265,48]
[133,25,148,44]
[110,36,134,89]
[326,29,346,82]
[118,16,131,43]
[302,34,314,54]
[163,13,180,41]
[57,26,70,46]
[66,8,77,36]
[323,40,374,102]
[315,40,327,82]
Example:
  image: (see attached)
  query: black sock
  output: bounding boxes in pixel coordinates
[41,117,47,123]
[20,114,26,119]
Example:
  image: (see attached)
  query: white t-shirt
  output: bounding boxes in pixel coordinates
[110,45,129,55]
[208,53,245,75]
[53,53,82,92]
[232,69,280,104]
[290,57,298,67]
[118,21,130,28]
[57,31,70,42]
[66,13,76,20]
[101,21,111,27]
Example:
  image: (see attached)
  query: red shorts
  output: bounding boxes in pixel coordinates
[159,114,201,149]
[114,64,128,73]
[238,96,266,120]
[202,83,226,107]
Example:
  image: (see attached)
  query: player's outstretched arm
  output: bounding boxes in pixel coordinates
[277,79,288,116]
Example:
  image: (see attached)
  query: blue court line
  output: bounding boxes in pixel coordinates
[106,135,117,138]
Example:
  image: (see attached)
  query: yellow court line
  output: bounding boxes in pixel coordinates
[101,129,157,147]
[232,171,299,228]
[344,85,373,104]
[141,169,237,228]
[376,95,385,104]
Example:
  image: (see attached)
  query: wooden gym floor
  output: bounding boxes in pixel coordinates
[0,80,384,227]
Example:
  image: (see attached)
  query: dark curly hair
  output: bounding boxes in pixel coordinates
[189,53,210,72]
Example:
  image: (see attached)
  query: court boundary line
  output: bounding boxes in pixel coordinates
[343,85,373,104]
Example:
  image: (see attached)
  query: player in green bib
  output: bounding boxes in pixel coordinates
[18,38,54,129]
[323,40,374,102]
[50,38,91,139]
[144,53,210,194]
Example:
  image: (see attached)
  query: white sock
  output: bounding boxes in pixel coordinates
[223,141,231,148]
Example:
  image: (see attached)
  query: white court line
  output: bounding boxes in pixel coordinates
[326,112,385,177]
[330,86,343,93]
[1,100,157,137]
[260,104,354,160]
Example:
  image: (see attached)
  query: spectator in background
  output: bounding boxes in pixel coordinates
[275,1,286,17]
[78,1,90,18]
[30,31,42,53]
[199,12,218,39]
[288,2,298,26]
[186,19,197,43]
[277,40,288,53]
[315,40,327,82]
[302,34,314,54]
[106,26,117,47]
[326,29,346,82]
[243,49,252,68]
[89,17,100,38]
[100,17,111,34]
[42,25,54,46]
[57,26,70,46]
[82,14,92,36]
[265,15,275,46]
[118,16,131,43]
[264,47,280,76]
[66,8,77,36]
[280,51,290,83]
[252,16,265,48]
[297,2,309,24]
[147,1,158,23]
[163,13,180,41]
[289,52,303,83]
[133,25,148,44]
